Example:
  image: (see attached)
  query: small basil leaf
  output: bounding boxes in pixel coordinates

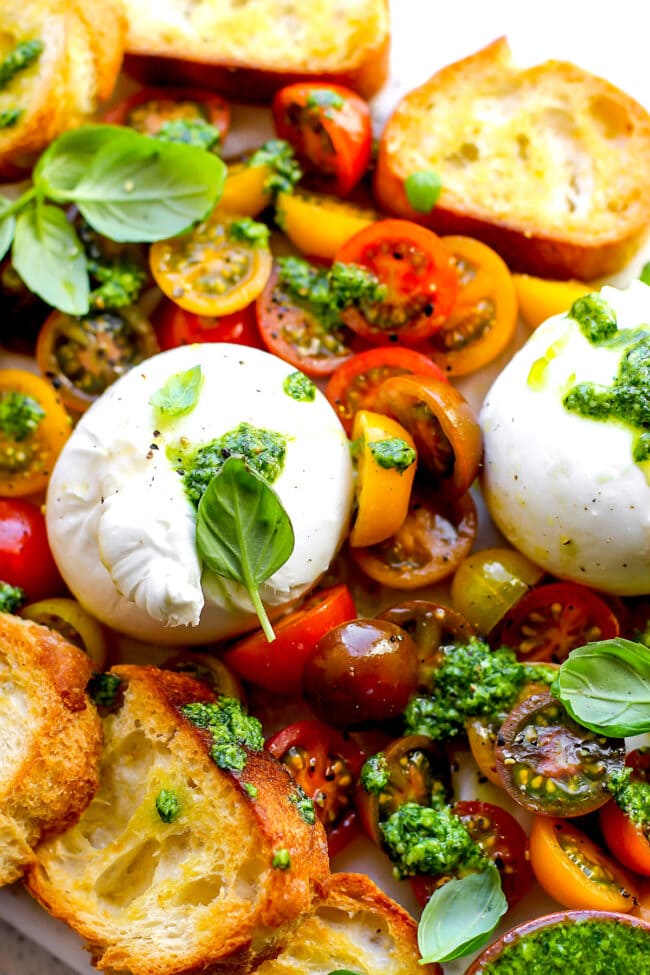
[0,195,17,261]
[12,203,89,315]
[553,638,650,737]
[150,365,203,418]
[34,125,119,197]
[405,170,442,214]
[417,866,507,964]
[640,261,650,286]
[196,456,294,642]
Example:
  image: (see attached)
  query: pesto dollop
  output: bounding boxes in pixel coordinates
[380,799,486,880]
[0,581,24,613]
[360,752,390,794]
[180,696,264,772]
[369,437,416,472]
[0,391,45,442]
[0,39,43,90]
[87,673,123,710]
[608,767,650,832]
[283,370,316,402]
[277,256,386,333]
[155,117,221,151]
[247,139,302,197]
[155,788,181,823]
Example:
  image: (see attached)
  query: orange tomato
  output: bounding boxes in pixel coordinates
[601,800,650,877]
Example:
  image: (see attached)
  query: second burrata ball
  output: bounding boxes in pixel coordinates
[46,344,353,642]
[480,281,650,596]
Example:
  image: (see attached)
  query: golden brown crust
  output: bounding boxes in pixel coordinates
[374,37,650,279]
[0,612,102,887]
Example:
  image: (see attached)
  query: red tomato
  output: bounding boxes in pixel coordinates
[334,220,458,344]
[325,346,447,435]
[103,86,230,140]
[266,719,366,858]
[222,584,356,696]
[498,581,620,663]
[0,498,63,601]
[600,800,650,877]
[153,298,263,352]
[627,748,650,782]
[272,83,372,196]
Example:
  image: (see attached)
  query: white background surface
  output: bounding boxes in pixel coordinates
[2,0,650,972]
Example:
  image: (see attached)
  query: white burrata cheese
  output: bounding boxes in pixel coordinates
[480,281,650,596]
[46,344,354,642]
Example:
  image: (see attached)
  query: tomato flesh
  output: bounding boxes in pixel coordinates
[0,498,63,601]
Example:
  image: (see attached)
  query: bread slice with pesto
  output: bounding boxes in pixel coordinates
[26,665,329,975]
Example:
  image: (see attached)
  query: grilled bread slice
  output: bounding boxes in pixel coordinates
[0,612,102,886]
[26,665,329,975]
[374,37,650,279]
[255,872,442,975]
[121,0,390,100]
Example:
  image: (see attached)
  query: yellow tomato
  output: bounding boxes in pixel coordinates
[450,546,544,634]
[513,274,593,330]
[349,410,417,548]
[219,161,272,216]
[21,597,109,669]
[276,189,376,261]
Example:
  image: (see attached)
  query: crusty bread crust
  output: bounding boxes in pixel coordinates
[27,665,329,975]
[122,0,389,100]
[374,37,650,279]
[0,613,102,886]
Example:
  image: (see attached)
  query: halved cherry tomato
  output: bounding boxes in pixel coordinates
[325,347,447,436]
[495,691,625,817]
[450,547,545,635]
[335,220,458,344]
[0,370,71,496]
[20,597,108,669]
[349,409,417,547]
[601,800,650,877]
[256,263,365,376]
[272,83,371,196]
[0,498,63,600]
[36,306,159,413]
[627,748,650,781]
[220,161,273,216]
[530,817,639,912]
[513,274,592,330]
[223,584,356,696]
[150,210,273,316]
[276,189,376,261]
[104,86,230,140]
[152,298,263,352]
[161,651,246,702]
[369,374,482,498]
[498,581,620,663]
[266,719,366,858]
[350,484,478,589]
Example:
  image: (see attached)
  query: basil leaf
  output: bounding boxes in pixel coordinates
[405,170,442,214]
[12,202,89,315]
[553,638,650,737]
[0,195,16,262]
[150,365,203,417]
[34,125,119,197]
[196,456,294,642]
[417,866,507,964]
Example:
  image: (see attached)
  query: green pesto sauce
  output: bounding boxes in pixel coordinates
[227,216,270,248]
[0,391,45,442]
[608,767,650,831]
[180,697,264,772]
[477,919,650,975]
[360,752,390,794]
[155,788,181,823]
[0,581,24,613]
[87,673,122,710]
[0,107,21,129]
[172,422,287,507]
[272,848,291,870]
[380,800,486,880]
[247,139,302,197]
[155,117,221,151]
[289,785,316,825]
[369,437,416,473]
[283,370,316,402]
[277,256,386,333]
[0,39,43,90]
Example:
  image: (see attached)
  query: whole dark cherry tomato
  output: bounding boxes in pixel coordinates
[0,498,64,601]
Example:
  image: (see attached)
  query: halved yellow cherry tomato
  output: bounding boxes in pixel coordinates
[149,210,273,316]
[219,162,273,216]
[276,189,376,261]
[21,597,109,669]
[450,546,544,635]
[513,274,592,330]
[420,236,518,377]
[349,410,417,548]
[0,369,71,497]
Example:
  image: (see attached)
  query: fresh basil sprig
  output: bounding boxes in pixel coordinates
[0,124,226,314]
[417,865,507,964]
[552,638,650,737]
[195,456,294,642]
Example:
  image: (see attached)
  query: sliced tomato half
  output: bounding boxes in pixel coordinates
[153,298,263,352]
[104,85,230,140]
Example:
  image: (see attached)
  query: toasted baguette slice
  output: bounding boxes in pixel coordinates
[374,37,650,279]
[121,0,389,100]
[27,665,329,975]
[0,613,102,887]
[255,872,441,975]
[0,0,126,177]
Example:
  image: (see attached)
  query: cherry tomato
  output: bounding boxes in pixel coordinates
[20,597,108,669]
[450,547,545,635]
[499,581,620,663]
[220,161,273,217]
[150,210,273,317]
[36,306,159,413]
[600,800,650,877]
[277,189,377,261]
[349,409,417,547]
[325,346,447,436]
[302,619,419,728]
[627,748,650,781]
[255,263,365,376]
[104,86,230,141]
[513,273,592,330]
[152,298,263,352]
[272,83,372,196]
[334,220,458,344]
[530,817,639,912]
[350,484,478,589]
[266,719,366,858]
[495,691,625,817]
[0,498,63,601]
[0,370,71,497]
[161,651,246,702]
[355,734,451,846]
[223,584,356,697]
[369,374,482,498]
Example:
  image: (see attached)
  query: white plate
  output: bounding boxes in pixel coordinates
[2,1,650,972]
